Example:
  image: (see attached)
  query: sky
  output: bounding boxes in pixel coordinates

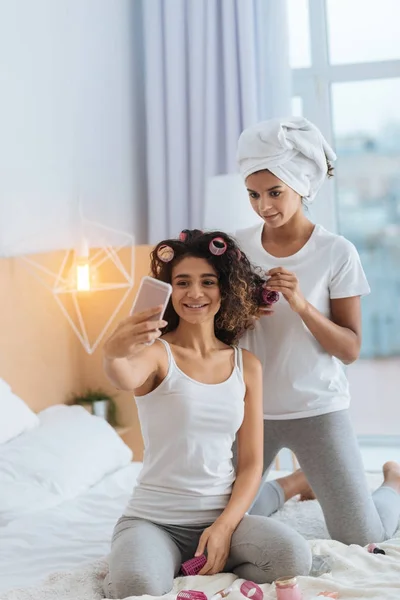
[287,0,400,136]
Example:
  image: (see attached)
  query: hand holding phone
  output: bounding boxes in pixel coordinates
[103,305,167,360]
[104,277,172,360]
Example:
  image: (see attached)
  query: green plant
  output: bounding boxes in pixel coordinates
[70,388,117,426]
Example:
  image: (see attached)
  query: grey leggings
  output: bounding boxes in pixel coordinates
[251,410,400,546]
[104,514,311,598]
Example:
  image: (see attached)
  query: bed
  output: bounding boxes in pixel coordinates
[0,461,142,593]
[1,399,399,600]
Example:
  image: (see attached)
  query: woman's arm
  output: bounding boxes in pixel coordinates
[266,267,362,364]
[103,306,166,390]
[298,296,361,364]
[196,349,264,575]
[216,350,264,529]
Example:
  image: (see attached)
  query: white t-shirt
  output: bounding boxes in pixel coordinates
[235,222,370,420]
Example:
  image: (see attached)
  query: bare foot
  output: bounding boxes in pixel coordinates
[275,469,316,502]
[383,461,400,494]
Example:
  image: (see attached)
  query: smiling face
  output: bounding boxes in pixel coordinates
[246,170,302,228]
[171,256,221,325]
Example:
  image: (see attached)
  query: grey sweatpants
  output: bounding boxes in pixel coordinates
[104,514,311,598]
[251,410,400,546]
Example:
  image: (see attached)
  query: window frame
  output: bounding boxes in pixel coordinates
[291,0,400,233]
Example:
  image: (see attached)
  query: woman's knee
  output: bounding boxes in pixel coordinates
[105,567,174,598]
[272,528,312,578]
[255,528,311,581]
[231,516,312,583]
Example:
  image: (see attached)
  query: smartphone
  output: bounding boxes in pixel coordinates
[130,276,172,322]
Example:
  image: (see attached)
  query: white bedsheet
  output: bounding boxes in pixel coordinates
[0,462,142,593]
[1,468,399,599]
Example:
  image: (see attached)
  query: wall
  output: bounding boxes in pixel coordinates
[349,358,400,437]
[77,245,153,460]
[0,0,147,257]
[0,253,81,411]
[0,245,153,460]
[0,0,151,458]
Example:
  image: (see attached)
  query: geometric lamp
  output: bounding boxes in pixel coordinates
[19,219,135,354]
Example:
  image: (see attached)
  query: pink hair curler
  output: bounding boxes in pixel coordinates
[177,591,207,600]
[259,287,279,306]
[209,237,227,256]
[157,244,175,263]
[240,580,263,600]
[179,231,188,242]
[180,554,207,576]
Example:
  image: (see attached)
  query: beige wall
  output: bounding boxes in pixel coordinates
[0,253,81,411]
[77,245,153,460]
[0,246,152,460]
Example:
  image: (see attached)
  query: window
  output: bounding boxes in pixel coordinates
[291,96,303,117]
[326,0,400,64]
[289,0,400,359]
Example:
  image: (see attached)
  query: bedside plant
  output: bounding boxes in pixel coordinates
[71,388,117,426]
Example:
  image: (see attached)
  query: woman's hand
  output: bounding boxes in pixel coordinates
[195,520,235,576]
[266,267,307,314]
[103,306,167,360]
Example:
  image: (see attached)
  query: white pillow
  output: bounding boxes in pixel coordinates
[0,404,133,525]
[0,378,39,444]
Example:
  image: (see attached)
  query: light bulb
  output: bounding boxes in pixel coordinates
[76,259,90,291]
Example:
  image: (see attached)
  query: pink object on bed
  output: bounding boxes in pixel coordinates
[180,555,207,576]
[177,591,207,600]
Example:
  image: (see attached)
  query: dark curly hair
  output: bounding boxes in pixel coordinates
[150,229,266,345]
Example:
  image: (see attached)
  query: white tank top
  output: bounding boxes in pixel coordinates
[124,339,246,525]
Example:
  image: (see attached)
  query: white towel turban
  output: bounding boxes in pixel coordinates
[237,117,337,202]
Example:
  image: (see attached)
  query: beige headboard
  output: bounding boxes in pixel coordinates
[0,245,153,460]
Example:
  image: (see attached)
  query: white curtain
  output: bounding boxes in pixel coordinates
[140,0,291,242]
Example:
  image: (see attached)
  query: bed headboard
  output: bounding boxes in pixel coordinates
[0,253,81,412]
[0,246,152,423]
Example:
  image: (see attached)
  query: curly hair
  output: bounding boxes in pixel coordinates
[150,229,266,345]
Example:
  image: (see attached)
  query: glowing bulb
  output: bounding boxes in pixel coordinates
[77,260,90,291]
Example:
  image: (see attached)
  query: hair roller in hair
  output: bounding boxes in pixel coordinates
[179,231,188,242]
[260,288,279,305]
[157,245,175,263]
[209,237,227,256]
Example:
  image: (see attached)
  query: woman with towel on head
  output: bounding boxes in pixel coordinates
[235,117,400,546]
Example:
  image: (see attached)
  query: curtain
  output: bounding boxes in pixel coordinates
[139,0,291,242]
